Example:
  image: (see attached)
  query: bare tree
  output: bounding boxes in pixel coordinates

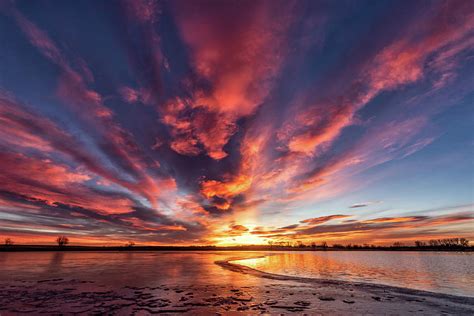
[414,240,426,247]
[56,236,69,247]
[125,241,135,248]
[4,238,13,247]
[415,238,468,248]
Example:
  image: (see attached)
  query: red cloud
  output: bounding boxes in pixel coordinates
[10,9,175,206]
[0,152,133,215]
[161,0,295,159]
[282,1,474,157]
[0,91,175,207]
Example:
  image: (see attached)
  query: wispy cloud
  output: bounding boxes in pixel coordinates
[350,201,382,209]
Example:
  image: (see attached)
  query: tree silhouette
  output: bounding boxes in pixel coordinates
[460,238,469,247]
[56,236,69,247]
[414,240,426,247]
[4,238,13,247]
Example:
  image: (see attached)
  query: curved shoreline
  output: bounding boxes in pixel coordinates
[215,255,474,304]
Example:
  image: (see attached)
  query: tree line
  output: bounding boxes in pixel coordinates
[267,238,470,250]
[3,236,69,248]
[2,236,471,250]
[414,238,469,248]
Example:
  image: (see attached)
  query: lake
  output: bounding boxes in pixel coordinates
[0,251,265,288]
[236,251,474,297]
[0,251,472,297]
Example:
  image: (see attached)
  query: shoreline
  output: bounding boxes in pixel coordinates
[1,245,473,252]
[216,255,474,303]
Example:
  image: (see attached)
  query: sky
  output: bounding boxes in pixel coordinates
[0,0,473,246]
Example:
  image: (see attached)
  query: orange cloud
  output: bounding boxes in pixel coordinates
[0,152,134,215]
[362,217,425,224]
[248,211,473,245]
[300,215,351,225]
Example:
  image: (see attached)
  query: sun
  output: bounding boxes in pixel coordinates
[214,233,266,246]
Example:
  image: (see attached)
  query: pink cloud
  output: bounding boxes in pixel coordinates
[281,1,474,157]
[161,0,295,159]
[119,86,141,104]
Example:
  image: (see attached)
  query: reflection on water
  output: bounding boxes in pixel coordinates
[0,251,472,297]
[236,251,474,297]
[0,251,265,288]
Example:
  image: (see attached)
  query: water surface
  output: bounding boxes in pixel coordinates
[0,251,265,288]
[236,251,474,297]
[0,251,472,297]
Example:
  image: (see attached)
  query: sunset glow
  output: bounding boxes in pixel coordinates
[0,0,473,246]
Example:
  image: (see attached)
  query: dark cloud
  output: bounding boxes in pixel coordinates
[349,201,381,208]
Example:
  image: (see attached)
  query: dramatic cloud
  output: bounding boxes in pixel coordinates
[159,0,296,159]
[249,212,474,244]
[0,1,472,245]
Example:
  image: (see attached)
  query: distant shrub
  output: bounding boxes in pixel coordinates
[56,236,69,247]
